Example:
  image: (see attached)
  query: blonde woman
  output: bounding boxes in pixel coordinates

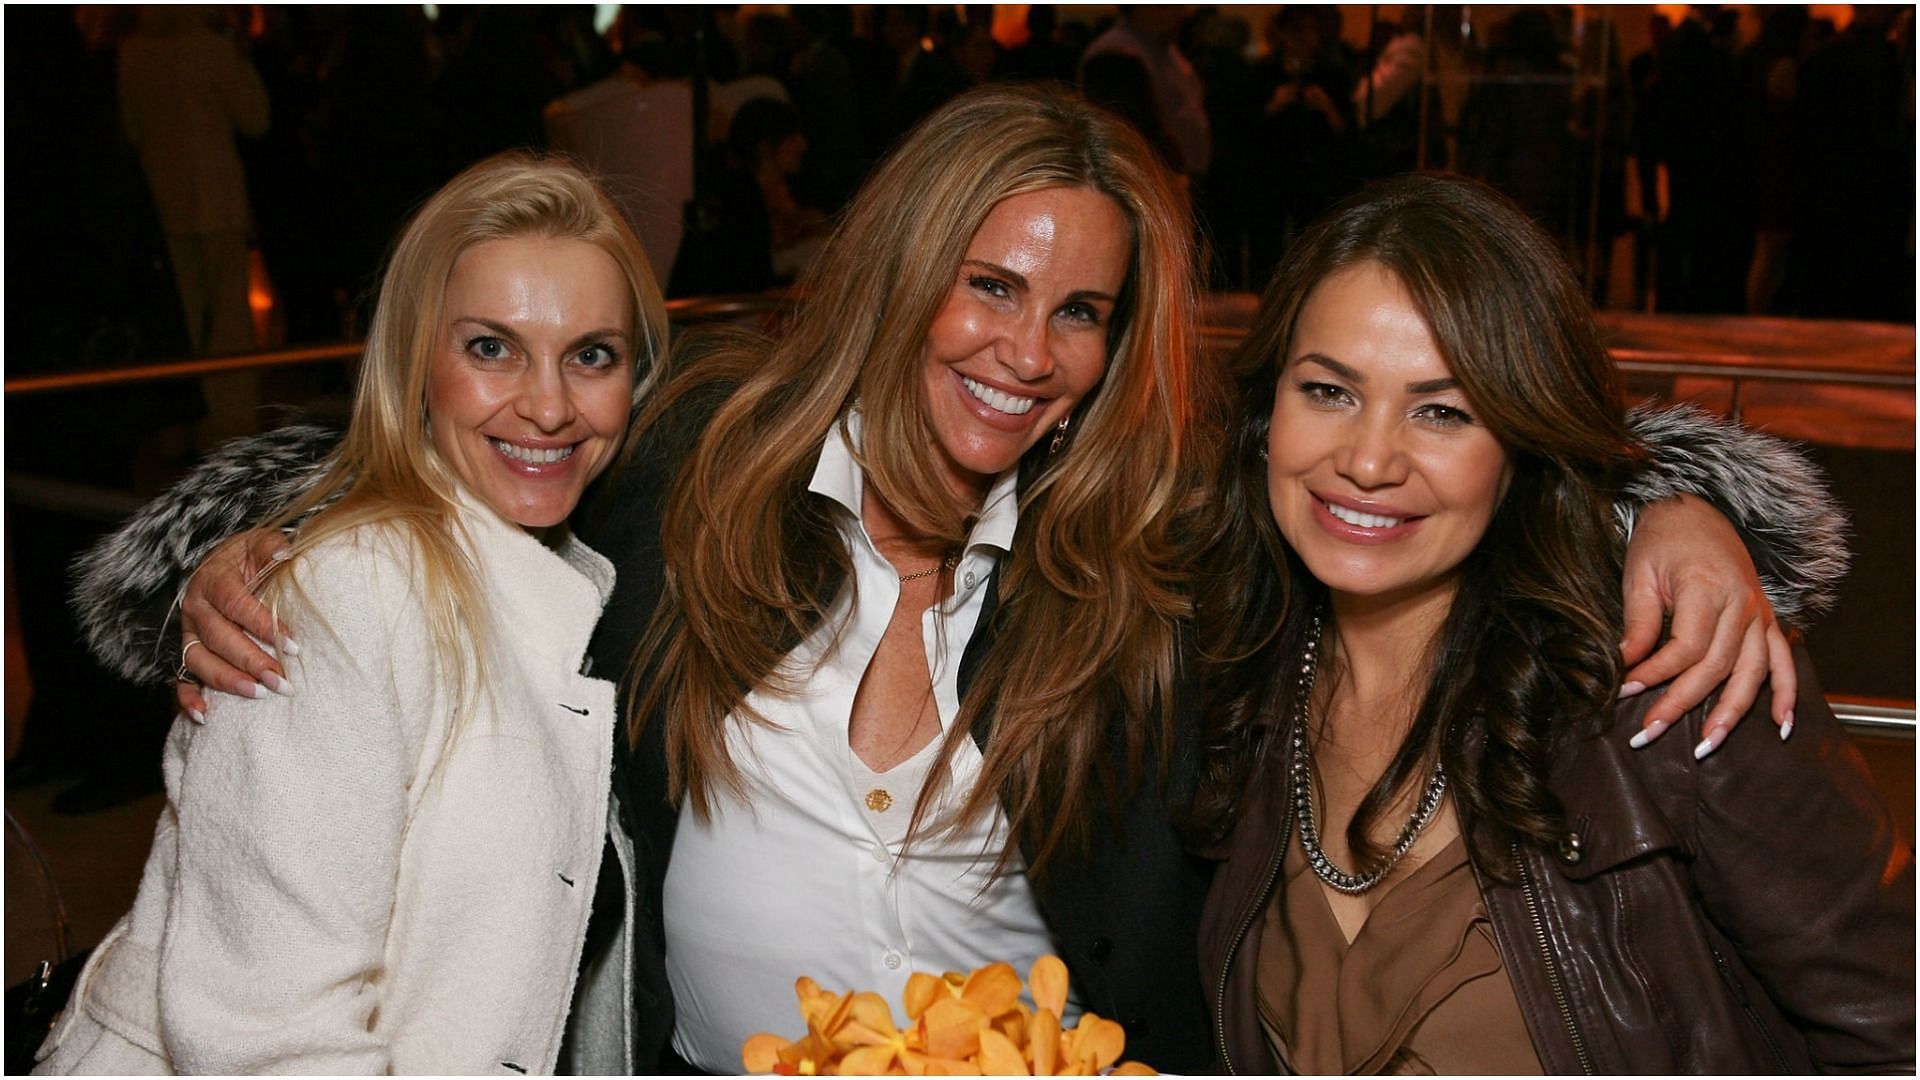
[38,155,666,1074]
[88,86,1830,1073]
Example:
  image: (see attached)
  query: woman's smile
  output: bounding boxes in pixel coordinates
[1309,490,1425,540]
[958,373,1038,416]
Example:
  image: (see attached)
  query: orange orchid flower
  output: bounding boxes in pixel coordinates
[741,956,1157,1076]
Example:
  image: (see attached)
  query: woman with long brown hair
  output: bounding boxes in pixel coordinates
[594,83,1210,1070]
[1196,173,1908,1074]
[87,87,1827,1073]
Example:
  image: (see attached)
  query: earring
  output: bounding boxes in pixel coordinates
[1258,443,1269,461]
[1049,415,1072,455]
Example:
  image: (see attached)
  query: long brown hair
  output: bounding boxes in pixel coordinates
[633,83,1209,871]
[265,153,666,715]
[1195,173,1644,871]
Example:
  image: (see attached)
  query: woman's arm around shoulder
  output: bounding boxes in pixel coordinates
[157,528,442,1073]
[72,423,341,685]
[1649,647,1913,1071]
[1620,403,1849,628]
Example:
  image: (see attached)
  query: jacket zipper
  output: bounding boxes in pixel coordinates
[1513,842,1595,1075]
[1214,797,1294,1075]
[1709,943,1791,1072]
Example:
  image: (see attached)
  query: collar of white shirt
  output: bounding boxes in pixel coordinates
[807,409,1020,560]
[661,410,1065,1071]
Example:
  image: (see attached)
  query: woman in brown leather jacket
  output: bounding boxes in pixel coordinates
[1193,174,1914,1074]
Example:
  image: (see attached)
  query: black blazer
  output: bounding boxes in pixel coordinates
[576,411,1215,1073]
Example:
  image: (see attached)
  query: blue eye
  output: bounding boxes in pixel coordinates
[466,336,508,361]
[576,342,621,369]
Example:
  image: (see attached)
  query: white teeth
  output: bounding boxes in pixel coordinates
[490,438,574,465]
[961,376,1036,416]
[1325,501,1404,529]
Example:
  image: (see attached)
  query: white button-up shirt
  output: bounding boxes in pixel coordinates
[663,413,1067,1070]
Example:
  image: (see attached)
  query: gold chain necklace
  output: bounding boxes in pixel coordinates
[897,551,959,584]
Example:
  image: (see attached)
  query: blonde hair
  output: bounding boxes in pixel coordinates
[636,84,1210,870]
[264,152,666,712]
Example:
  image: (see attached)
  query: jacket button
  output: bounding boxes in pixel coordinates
[1089,938,1113,966]
[1558,832,1584,865]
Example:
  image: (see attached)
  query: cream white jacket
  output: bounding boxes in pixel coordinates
[36,499,635,1075]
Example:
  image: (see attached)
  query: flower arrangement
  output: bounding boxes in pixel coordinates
[741,955,1157,1075]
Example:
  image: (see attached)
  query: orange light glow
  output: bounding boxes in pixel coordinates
[1653,4,1691,30]
[248,248,276,347]
[1809,5,1853,32]
[992,5,1030,50]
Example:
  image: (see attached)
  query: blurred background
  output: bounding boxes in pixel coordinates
[5,3,1913,988]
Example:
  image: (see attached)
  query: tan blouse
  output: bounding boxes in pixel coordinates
[1255,828,1546,1074]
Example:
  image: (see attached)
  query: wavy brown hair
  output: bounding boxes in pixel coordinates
[1194,174,1644,873]
[632,84,1210,872]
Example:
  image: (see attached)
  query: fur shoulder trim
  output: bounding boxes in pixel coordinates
[1620,403,1850,628]
[72,424,343,684]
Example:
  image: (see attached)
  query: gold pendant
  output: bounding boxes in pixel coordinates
[865,788,894,812]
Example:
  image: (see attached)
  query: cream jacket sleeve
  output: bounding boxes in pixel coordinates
[157,532,440,1073]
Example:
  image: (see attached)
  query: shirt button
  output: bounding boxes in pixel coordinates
[963,570,977,590]
[883,950,903,970]
[869,843,889,864]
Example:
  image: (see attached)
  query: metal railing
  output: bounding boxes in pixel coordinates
[1834,701,1918,740]
[1595,311,1916,425]
[11,297,1912,401]
[7,297,1914,726]
[4,291,802,397]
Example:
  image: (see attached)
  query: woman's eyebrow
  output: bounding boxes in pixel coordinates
[1295,353,1360,380]
[564,326,632,346]
[961,259,1029,291]
[960,259,1118,305]
[1294,354,1459,394]
[449,315,521,340]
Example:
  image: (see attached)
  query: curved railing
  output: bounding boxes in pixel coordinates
[3,291,804,396]
[6,296,1912,738]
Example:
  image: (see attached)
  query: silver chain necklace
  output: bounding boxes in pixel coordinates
[1289,611,1450,896]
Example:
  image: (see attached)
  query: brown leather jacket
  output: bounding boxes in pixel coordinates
[1198,647,1915,1074]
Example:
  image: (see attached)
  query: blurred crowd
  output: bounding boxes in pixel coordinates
[3,2,1915,819]
[8,4,1915,383]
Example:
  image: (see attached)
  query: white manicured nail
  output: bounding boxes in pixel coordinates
[1629,720,1667,749]
[1694,730,1725,759]
[261,671,292,697]
[1619,680,1647,698]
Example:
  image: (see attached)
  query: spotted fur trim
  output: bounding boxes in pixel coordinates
[1620,403,1849,629]
[72,424,343,684]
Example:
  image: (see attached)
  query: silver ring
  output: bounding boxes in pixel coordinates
[176,638,204,685]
